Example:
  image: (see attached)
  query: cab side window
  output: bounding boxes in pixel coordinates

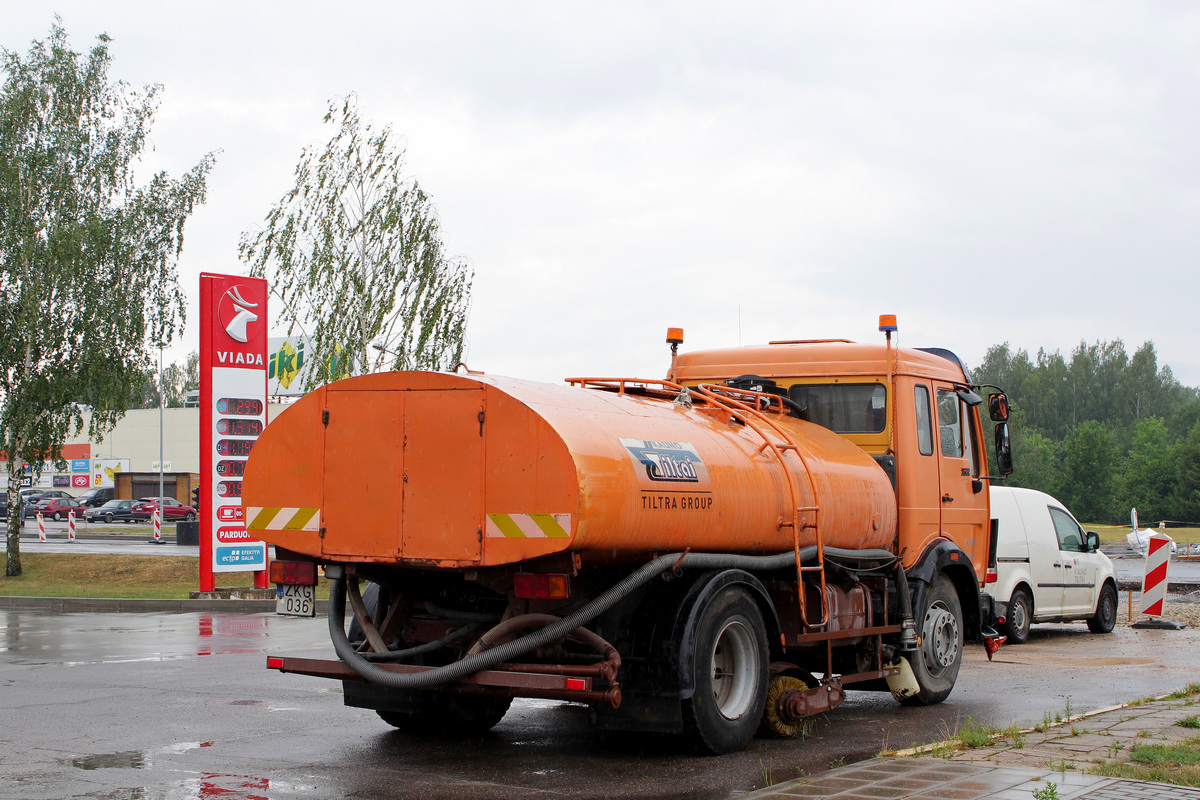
[1049,507,1086,553]
[915,385,933,456]
[936,389,962,457]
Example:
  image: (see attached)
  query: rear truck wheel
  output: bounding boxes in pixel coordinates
[900,574,963,706]
[683,586,769,754]
[377,694,513,736]
[1003,588,1032,644]
[1087,583,1118,634]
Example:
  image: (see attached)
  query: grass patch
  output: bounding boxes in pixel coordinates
[0,554,329,599]
[1091,735,1200,787]
[1166,684,1200,701]
[956,717,1001,749]
[1178,716,1200,729]
[1088,524,1200,544]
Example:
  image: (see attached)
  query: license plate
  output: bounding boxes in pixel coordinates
[276,584,316,617]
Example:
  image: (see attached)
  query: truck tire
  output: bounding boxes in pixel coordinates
[900,574,962,706]
[682,586,769,754]
[1087,583,1118,634]
[377,694,513,736]
[1003,587,1032,644]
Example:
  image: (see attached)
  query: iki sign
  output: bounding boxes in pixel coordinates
[199,273,269,592]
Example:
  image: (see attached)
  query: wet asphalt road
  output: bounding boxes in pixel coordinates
[3,606,1200,800]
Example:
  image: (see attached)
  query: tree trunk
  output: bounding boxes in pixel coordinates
[6,459,22,577]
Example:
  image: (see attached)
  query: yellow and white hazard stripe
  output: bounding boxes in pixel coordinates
[245,506,321,532]
[485,513,571,539]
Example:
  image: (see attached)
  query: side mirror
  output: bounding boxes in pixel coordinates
[994,422,1013,475]
[1086,531,1100,553]
[956,388,983,407]
[988,392,1009,422]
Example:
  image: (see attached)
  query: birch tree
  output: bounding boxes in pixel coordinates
[0,21,214,576]
[240,96,472,390]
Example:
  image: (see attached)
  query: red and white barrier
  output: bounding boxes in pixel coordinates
[1141,533,1172,617]
[153,508,161,543]
[37,512,46,542]
[68,510,76,541]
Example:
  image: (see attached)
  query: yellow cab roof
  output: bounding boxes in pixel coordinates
[671,339,970,384]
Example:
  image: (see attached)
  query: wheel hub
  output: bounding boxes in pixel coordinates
[711,620,757,720]
[922,602,960,672]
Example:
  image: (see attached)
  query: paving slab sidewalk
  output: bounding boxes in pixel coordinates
[738,692,1200,799]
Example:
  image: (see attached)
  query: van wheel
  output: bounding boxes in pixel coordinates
[900,574,962,706]
[1087,583,1118,634]
[1003,588,1032,644]
[682,586,769,754]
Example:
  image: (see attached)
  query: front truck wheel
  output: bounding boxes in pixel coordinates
[683,586,769,754]
[900,574,963,706]
[377,694,513,736]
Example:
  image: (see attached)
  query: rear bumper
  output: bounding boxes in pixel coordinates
[267,655,622,707]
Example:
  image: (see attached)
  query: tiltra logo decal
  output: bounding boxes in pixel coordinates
[620,439,709,484]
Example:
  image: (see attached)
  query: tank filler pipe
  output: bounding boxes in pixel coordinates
[327,546,896,689]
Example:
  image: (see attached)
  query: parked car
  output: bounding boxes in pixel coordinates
[28,496,89,522]
[991,486,1119,644]
[132,496,197,522]
[85,499,139,524]
[22,490,76,518]
[76,486,115,508]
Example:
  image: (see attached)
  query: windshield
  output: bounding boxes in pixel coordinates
[788,383,887,434]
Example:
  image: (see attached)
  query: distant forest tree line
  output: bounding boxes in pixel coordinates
[974,340,1200,525]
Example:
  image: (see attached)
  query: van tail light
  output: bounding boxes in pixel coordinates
[514,573,570,599]
[985,567,997,583]
[268,559,317,586]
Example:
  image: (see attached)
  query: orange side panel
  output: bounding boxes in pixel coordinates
[479,387,579,566]
[241,390,325,558]
[320,389,403,559]
[400,388,485,565]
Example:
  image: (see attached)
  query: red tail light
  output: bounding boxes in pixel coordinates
[985,567,997,583]
[267,657,284,670]
[514,573,570,599]
[268,560,317,586]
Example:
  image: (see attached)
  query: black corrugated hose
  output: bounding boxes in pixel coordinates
[328,546,897,689]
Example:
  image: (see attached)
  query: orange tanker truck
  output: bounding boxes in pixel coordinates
[248,317,1012,754]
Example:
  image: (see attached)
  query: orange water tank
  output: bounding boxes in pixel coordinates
[242,372,898,568]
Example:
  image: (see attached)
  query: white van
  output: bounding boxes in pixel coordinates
[990,486,1118,644]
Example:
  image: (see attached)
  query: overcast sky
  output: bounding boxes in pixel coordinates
[9,2,1200,387]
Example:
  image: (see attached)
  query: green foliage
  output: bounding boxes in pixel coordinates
[1062,422,1117,522]
[0,20,214,576]
[975,339,1200,523]
[133,351,199,409]
[1032,782,1060,800]
[241,95,472,390]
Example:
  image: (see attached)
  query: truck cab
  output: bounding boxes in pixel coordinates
[668,336,1011,589]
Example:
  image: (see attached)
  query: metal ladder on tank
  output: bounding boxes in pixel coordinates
[691,384,829,631]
